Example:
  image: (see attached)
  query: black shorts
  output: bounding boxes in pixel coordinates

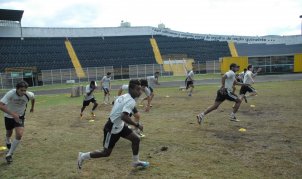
[5,116,25,130]
[103,87,110,94]
[186,81,194,89]
[240,85,256,95]
[83,98,96,106]
[103,119,133,149]
[148,87,154,93]
[215,89,238,102]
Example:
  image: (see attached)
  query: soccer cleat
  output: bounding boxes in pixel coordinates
[6,155,13,164]
[132,161,149,168]
[188,93,192,96]
[230,114,240,122]
[243,96,248,103]
[196,113,204,125]
[77,152,84,170]
[6,143,11,150]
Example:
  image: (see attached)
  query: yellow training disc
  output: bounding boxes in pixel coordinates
[250,105,255,108]
[239,128,246,132]
[0,146,7,151]
[88,120,95,122]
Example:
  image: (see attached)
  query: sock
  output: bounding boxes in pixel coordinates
[133,155,139,162]
[7,139,20,156]
[5,137,11,144]
[81,152,91,160]
[201,112,205,116]
[231,112,235,116]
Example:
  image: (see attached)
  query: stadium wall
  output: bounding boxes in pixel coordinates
[1,26,302,45]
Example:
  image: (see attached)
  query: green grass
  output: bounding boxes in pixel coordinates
[0,80,301,178]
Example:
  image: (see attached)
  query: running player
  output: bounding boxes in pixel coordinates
[196,63,243,123]
[185,69,194,96]
[100,72,111,104]
[239,64,262,103]
[77,79,149,170]
[80,81,98,118]
[0,81,35,164]
[142,72,160,106]
[114,79,150,137]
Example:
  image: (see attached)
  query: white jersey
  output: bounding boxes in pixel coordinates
[224,70,236,92]
[0,89,34,118]
[84,85,95,101]
[243,70,254,85]
[120,84,150,97]
[101,76,111,88]
[147,76,157,88]
[109,93,136,134]
[186,70,194,81]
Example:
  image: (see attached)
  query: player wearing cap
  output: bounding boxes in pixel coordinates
[196,63,243,124]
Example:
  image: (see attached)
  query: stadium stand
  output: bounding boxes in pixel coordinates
[235,43,302,56]
[154,35,231,62]
[0,37,73,71]
[69,36,156,68]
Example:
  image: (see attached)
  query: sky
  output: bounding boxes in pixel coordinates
[1,0,301,36]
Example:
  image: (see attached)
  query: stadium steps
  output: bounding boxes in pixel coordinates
[64,40,86,78]
[150,38,163,64]
[228,41,238,57]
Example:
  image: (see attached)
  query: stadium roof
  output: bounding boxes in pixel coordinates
[0,9,24,22]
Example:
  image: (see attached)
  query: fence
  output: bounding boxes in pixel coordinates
[0,62,218,89]
[41,66,114,85]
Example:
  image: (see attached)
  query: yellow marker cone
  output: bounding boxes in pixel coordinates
[239,128,246,132]
[89,120,95,122]
[250,105,255,108]
[138,104,144,107]
[0,146,7,151]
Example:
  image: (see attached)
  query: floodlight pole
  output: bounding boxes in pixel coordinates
[300,15,302,36]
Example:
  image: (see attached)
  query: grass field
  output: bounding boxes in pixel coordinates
[0,80,302,178]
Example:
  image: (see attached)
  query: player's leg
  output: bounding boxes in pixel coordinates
[188,83,194,96]
[6,124,24,164]
[5,129,13,149]
[196,89,224,124]
[81,100,89,117]
[227,92,242,121]
[5,117,14,149]
[91,99,98,117]
[123,131,149,167]
[78,120,118,169]
[196,101,223,124]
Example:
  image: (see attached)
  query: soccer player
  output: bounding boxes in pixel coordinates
[185,69,194,96]
[114,79,151,137]
[100,72,111,104]
[142,72,160,106]
[80,81,98,118]
[239,65,261,103]
[0,81,35,164]
[77,79,149,170]
[118,79,152,112]
[196,63,243,123]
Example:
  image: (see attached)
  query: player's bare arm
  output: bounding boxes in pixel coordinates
[121,112,143,131]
